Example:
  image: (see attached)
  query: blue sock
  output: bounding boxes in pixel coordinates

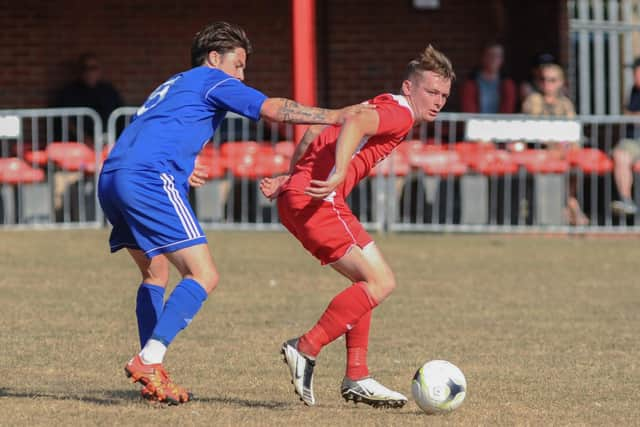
[150,278,208,347]
[136,283,166,348]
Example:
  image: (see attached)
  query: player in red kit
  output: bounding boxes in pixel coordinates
[260,45,455,407]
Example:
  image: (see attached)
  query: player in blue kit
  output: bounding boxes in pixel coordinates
[98,21,372,405]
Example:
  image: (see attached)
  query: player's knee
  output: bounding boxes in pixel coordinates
[148,272,170,287]
[205,270,220,293]
[141,267,169,286]
[367,272,397,302]
[381,274,397,299]
[190,268,219,293]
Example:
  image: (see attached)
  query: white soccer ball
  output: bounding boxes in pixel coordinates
[411,360,467,414]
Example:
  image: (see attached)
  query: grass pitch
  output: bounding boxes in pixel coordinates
[0,230,638,426]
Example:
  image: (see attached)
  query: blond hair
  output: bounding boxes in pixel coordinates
[406,45,455,81]
[539,63,565,81]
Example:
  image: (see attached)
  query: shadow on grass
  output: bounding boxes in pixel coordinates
[0,387,140,406]
[194,395,292,410]
[0,387,291,410]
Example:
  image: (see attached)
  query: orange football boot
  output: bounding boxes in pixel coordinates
[125,355,192,405]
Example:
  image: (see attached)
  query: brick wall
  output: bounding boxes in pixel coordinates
[1,0,565,112]
[0,0,292,108]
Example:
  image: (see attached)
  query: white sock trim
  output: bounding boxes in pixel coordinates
[140,339,167,364]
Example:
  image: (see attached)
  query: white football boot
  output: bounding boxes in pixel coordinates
[341,376,408,408]
[281,338,316,406]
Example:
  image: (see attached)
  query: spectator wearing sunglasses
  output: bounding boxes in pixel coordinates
[522,63,587,226]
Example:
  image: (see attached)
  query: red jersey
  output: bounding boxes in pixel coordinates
[283,93,415,199]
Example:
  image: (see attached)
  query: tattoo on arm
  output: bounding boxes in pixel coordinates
[278,99,335,124]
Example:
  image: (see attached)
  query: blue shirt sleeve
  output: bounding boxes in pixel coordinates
[205,78,267,121]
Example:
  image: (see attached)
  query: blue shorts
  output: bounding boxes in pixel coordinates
[98,169,207,258]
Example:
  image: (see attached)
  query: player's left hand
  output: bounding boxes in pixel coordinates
[260,175,289,200]
[305,171,346,199]
[189,163,207,187]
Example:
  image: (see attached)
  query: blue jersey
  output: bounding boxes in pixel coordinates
[102,66,267,182]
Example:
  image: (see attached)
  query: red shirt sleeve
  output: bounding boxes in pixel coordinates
[374,100,414,138]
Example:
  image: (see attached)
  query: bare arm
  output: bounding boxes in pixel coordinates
[305,109,380,199]
[288,125,327,173]
[260,98,374,125]
[258,124,327,200]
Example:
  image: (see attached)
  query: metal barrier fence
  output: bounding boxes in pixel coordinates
[0,107,103,228]
[391,113,640,233]
[3,107,640,233]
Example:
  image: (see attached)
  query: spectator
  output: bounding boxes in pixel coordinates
[611,58,640,216]
[519,52,556,104]
[522,63,588,226]
[460,42,516,114]
[52,53,123,140]
[522,63,575,117]
[50,53,123,220]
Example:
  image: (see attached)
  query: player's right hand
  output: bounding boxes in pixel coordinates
[189,163,207,187]
[305,171,346,199]
[336,103,377,124]
[260,175,289,200]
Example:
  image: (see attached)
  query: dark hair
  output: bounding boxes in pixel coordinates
[191,21,252,67]
[406,44,455,81]
[632,57,640,70]
[532,52,556,67]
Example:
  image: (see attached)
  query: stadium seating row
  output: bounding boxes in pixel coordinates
[0,140,631,185]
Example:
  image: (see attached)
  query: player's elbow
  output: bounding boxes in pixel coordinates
[260,97,294,123]
[260,98,280,122]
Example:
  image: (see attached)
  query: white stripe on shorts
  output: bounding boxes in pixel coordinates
[160,173,200,239]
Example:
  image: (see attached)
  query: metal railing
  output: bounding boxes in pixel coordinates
[0,107,103,228]
[391,113,640,233]
[3,107,640,234]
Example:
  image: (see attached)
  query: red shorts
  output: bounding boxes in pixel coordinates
[277,190,373,265]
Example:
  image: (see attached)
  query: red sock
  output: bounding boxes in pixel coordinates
[346,309,371,380]
[298,282,377,357]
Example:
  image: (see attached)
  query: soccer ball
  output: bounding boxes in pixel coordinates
[411,360,467,414]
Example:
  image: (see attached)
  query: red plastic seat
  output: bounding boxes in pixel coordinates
[454,141,497,167]
[24,149,48,166]
[470,150,518,176]
[196,145,226,179]
[394,139,426,159]
[369,152,411,177]
[102,144,114,162]
[220,141,274,160]
[274,141,295,158]
[46,142,97,173]
[0,158,45,184]
[230,152,289,179]
[510,149,569,174]
[566,148,613,174]
[408,146,467,177]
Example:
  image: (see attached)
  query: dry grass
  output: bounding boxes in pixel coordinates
[0,230,638,426]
